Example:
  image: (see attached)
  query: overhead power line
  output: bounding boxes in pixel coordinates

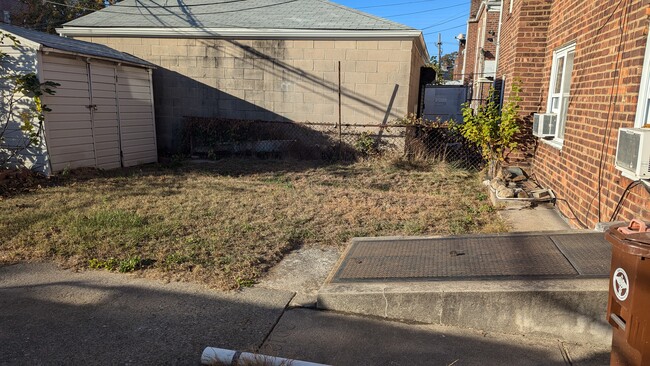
[381,3,467,18]
[44,0,299,16]
[421,13,468,30]
[423,23,466,35]
[357,0,440,9]
[95,0,255,8]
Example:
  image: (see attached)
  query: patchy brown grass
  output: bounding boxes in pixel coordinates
[0,156,506,289]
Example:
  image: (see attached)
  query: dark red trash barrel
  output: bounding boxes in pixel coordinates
[605,220,650,366]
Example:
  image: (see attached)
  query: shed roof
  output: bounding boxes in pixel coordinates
[63,0,415,31]
[0,24,153,67]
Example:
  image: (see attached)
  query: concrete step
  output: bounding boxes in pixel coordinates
[317,232,613,346]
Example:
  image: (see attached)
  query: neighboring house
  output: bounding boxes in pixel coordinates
[0,24,157,174]
[460,0,650,228]
[58,0,429,153]
[459,0,501,106]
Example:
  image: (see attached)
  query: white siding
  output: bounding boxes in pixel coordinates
[0,40,50,174]
[41,54,95,172]
[41,54,156,173]
[117,65,157,166]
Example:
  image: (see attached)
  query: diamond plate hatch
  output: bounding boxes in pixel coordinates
[331,234,594,283]
[551,233,611,276]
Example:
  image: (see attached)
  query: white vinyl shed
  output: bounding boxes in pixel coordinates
[0,24,157,175]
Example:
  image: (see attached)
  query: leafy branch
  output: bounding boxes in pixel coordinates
[455,82,522,174]
[1,32,59,168]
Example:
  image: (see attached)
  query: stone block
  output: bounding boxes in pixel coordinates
[334,40,357,49]
[357,40,379,50]
[343,72,366,84]
[244,68,264,80]
[234,57,254,69]
[366,72,388,84]
[356,61,378,73]
[377,61,400,74]
[304,48,326,60]
[294,59,314,71]
[317,49,344,62]
[345,49,368,61]
[401,40,414,50]
[294,40,314,49]
[314,40,335,49]
[314,60,335,72]
[378,40,402,50]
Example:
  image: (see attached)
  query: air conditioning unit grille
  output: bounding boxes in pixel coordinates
[616,131,640,171]
[615,127,650,179]
[532,113,557,138]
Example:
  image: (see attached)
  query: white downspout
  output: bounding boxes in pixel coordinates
[461,21,470,81]
[494,0,505,88]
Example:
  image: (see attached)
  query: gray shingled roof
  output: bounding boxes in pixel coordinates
[64,0,415,31]
[0,24,153,66]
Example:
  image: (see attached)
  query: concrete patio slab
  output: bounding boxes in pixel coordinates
[318,232,613,345]
[261,308,610,366]
[498,203,572,232]
[0,263,294,365]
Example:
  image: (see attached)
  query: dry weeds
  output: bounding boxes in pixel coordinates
[0,156,506,289]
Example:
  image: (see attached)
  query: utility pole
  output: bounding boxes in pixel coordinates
[437,33,442,65]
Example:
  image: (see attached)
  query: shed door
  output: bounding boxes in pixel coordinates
[117,66,157,166]
[41,55,95,172]
[89,63,121,169]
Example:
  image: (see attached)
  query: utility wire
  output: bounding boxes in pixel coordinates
[380,3,467,18]
[93,0,255,8]
[421,13,468,30]
[358,0,437,9]
[44,0,299,17]
[423,23,465,35]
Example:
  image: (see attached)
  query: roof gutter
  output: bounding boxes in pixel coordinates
[41,46,155,68]
[57,26,423,39]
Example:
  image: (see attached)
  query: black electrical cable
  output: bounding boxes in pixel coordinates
[609,180,641,222]
[527,172,589,229]
[596,0,631,222]
[554,198,589,229]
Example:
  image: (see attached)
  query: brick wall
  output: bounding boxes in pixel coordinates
[453,40,465,80]
[464,22,479,84]
[75,37,422,152]
[496,0,649,227]
[496,0,551,161]
[532,0,649,227]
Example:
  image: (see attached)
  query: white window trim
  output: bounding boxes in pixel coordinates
[634,32,650,128]
[545,42,576,147]
[509,0,514,14]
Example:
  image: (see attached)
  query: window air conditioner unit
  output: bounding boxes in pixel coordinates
[532,113,557,138]
[615,128,650,179]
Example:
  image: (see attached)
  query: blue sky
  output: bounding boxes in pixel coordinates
[335,0,471,59]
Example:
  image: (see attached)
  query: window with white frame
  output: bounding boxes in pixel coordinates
[547,43,576,142]
[634,30,650,128]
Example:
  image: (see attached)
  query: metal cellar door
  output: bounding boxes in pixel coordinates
[87,62,123,169]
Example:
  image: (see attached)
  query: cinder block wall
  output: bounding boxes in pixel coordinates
[74,37,423,152]
[497,0,649,227]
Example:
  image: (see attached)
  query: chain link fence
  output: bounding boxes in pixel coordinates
[183,117,485,169]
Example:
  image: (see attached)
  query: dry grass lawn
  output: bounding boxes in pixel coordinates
[0,157,507,289]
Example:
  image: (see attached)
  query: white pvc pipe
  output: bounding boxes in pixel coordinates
[201,347,330,366]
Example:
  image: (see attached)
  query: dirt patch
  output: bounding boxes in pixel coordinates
[0,156,507,290]
[0,169,54,198]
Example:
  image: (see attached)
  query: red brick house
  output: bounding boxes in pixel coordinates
[460,0,649,228]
